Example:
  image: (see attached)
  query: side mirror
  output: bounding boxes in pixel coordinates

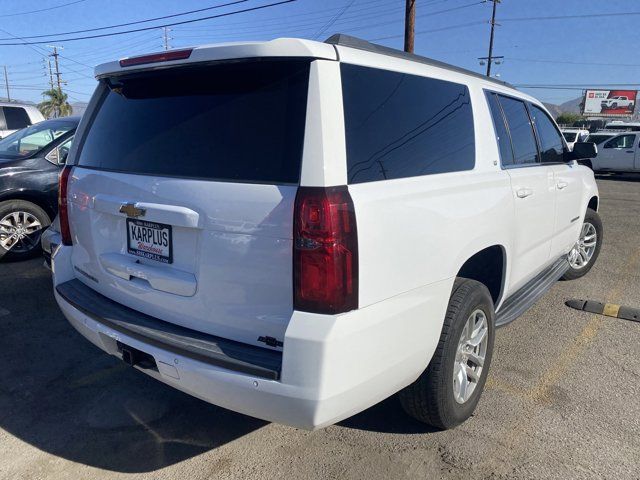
[568,142,597,160]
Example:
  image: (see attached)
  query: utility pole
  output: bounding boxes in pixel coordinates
[50,46,62,92]
[47,45,65,117]
[404,0,416,53]
[485,0,499,77]
[3,66,10,102]
[47,58,55,90]
[162,27,171,51]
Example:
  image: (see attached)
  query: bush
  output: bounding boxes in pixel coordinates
[556,112,584,125]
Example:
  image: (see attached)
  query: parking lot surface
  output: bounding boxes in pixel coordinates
[0,176,638,480]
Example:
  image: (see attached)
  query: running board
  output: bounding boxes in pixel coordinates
[495,257,569,327]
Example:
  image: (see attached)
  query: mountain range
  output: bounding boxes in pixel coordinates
[544,94,640,121]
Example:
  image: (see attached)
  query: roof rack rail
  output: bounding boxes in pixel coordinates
[324,33,514,89]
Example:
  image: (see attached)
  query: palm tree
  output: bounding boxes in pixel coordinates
[38,88,72,118]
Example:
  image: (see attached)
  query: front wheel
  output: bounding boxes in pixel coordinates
[562,208,603,280]
[399,278,495,430]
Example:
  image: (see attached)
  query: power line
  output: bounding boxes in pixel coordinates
[172,6,407,40]
[0,0,249,41]
[370,20,486,42]
[507,57,640,68]
[313,0,355,40]
[171,0,486,44]
[172,0,397,31]
[500,11,640,22]
[0,1,297,45]
[0,0,88,18]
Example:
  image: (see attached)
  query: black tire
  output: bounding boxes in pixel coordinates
[0,200,51,262]
[399,278,495,430]
[562,208,603,280]
[612,102,618,109]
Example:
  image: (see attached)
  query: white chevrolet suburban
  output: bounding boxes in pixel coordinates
[50,35,602,430]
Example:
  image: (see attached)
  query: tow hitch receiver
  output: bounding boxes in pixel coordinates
[117,341,158,371]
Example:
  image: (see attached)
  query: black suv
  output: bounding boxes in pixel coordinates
[0,116,79,261]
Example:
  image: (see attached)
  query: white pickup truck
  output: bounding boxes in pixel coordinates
[588,131,640,173]
[601,96,635,110]
[49,35,602,431]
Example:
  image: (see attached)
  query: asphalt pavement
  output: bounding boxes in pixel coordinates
[0,175,638,480]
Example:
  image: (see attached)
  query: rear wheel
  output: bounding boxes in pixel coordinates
[0,200,50,261]
[399,278,495,429]
[562,208,602,280]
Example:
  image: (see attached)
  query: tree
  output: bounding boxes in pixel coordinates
[38,88,72,118]
[556,112,583,126]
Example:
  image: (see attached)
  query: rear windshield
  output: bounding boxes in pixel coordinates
[77,60,310,184]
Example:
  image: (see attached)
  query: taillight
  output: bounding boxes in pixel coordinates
[59,166,73,246]
[293,186,358,314]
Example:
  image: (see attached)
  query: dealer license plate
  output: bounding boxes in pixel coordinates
[126,218,173,264]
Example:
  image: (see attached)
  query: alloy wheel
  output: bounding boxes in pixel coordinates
[568,222,597,270]
[453,309,488,404]
[0,211,43,253]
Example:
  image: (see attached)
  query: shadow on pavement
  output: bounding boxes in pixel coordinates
[595,173,640,183]
[339,395,438,435]
[0,259,265,473]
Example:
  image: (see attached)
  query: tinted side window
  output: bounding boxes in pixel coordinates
[341,64,475,184]
[496,96,538,165]
[530,105,564,163]
[3,107,32,130]
[605,134,635,149]
[486,92,514,166]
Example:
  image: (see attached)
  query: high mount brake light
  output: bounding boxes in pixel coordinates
[293,186,358,314]
[119,49,193,67]
[59,166,73,246]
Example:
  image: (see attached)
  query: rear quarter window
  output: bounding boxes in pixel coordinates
[77,60,310,184]
[341,64,475,184]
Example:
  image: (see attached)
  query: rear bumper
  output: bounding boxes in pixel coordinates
[52,244,452,430]
[41,222,61,270]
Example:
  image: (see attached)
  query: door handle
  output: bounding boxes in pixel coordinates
[516,188,534,198]
[557,181,568,190]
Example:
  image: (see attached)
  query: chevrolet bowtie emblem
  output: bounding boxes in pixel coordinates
[119,203,146,218]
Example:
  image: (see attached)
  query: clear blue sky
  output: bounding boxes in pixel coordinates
[1,0,639,106]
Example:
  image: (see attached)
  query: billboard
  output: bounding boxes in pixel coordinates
[582,89,637,117]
